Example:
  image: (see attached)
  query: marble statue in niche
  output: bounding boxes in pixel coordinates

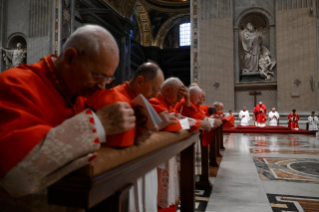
[240,22,276,81]
[259,46,276,81]
[1,43,27,69]
[241,23,263,73]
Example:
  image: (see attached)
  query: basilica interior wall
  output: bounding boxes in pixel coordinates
[197,0,234,111]
[276,4,318,112]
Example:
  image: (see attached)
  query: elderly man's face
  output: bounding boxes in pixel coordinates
[272,108,275,112]
[201,92,206,103]
[190,92,201,106]
[64,47,119,97]
[139,72,164,100]
[243,107,246,111]
[164,84,183,106]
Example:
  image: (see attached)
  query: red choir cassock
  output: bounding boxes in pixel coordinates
[213,110,225,120]
[253,104,267,124]
[199,105,210,116]
[149,94,201,132]
[86,82,136,147]
[0,55,87,178]
[288,113,300,129]
[223,114,235,128]
[174,99,216,146]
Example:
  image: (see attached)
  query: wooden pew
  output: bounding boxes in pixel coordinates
[198,125,224,188]
[48,131,199,212]
[219,124,225,150]
[210,127,220,167]
[196,131,212,189]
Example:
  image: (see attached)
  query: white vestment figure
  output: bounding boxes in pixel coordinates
[129,169,158,212]
[268,111,279,126]
[239,110,250,126]
[308,115,319,131]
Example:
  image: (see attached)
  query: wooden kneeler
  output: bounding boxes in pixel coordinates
[196,132,212,189]
[48,132,198,212]
[220,124,225,150]
[209,128,219,167]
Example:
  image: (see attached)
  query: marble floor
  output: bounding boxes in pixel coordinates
[206,133,319,212]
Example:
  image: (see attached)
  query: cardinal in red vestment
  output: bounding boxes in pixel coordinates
[86,62,165,147]
[253,101,267,127]
[0,25,136,202]
[288,109,300,129]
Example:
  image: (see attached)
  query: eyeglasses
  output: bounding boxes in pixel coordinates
[81,56,115,84]
[83,60,115,84]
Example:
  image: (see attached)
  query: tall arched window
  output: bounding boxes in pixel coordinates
[179,23,190,46]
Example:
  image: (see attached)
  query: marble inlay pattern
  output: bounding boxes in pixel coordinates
[250,149,319,154]
[267,193,319,212]
[177,187,211,212]
[253,157,319,184]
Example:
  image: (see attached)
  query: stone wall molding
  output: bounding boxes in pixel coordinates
[234,7,274,29]
[6,32,28,48]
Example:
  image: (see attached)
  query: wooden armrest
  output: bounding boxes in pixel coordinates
[48,131,198,209]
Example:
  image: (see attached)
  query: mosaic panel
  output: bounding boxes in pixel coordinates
[267,193,319,212]
[253,157,319,184]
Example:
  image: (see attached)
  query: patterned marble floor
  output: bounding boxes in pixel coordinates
[206,133,319,212]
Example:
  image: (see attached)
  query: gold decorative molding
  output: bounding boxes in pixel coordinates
[133,1,153,46]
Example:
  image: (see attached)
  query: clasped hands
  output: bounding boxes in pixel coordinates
[96,102,155,144]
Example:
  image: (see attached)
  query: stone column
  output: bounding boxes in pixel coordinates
[0,0,5,72]
[233,28,240,83]
[269,25,276,79]
[28,0,53,64]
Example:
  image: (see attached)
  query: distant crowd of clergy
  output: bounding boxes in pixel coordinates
[235,102,319,131]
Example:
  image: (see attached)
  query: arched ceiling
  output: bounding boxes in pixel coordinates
[142,0,189,12]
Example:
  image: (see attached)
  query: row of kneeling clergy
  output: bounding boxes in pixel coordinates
[0,24,223,211]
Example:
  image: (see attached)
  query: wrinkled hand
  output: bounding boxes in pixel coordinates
[242,115,245,117]
[213,118,222,127]
[201,120,212,131]
[179,86,189,98]
[158,111,177,130]
[135,126,155,144]
[96,102,136,135]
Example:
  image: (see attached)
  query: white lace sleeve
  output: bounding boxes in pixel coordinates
[0,109,101,197]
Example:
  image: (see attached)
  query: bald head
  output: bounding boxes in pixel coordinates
[132,62,162,82]
[213,101,223,111]
[130,62,164,99]
[161,77,183,93]
[56,25,120,97]
[62,25,118,60]
[189,86,202,95]
[161,77,184,106]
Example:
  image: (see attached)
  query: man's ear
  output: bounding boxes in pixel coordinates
[136,76,145,87]
[164,86,170,94]
[63,48,78,67]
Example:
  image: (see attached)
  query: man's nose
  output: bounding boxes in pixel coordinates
[152,91,159,98]
[96,81,107,90]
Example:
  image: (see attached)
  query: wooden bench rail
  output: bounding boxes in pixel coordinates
[48,133,199,211]
[198,126,222,189]
[209,127,220,167]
